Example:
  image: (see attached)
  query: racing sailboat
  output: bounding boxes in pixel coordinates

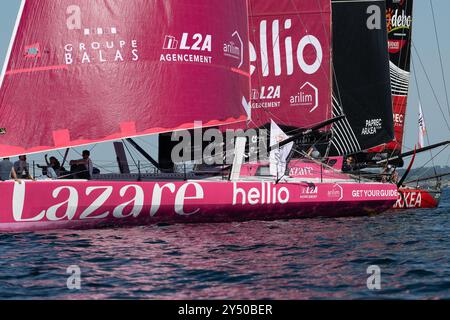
[329,0,449,209]
[370,0,443,209]
[0,0,398,233]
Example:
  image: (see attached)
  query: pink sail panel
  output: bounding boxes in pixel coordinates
[248,0,332,129]
[0,0,250,157]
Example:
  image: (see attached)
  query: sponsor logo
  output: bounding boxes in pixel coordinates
[394,191,423,208]
[388,39,407,53]
[64,40,139,65]
[289,82,318,112]
[361,119,383,136]
[11,181,206,222]
[352,189,398,198]
[289,166,314,176]
[163,35,178,50]
[386,8,412,33]
[232,182,290,205]
[24,43,41,59]
[251,86,282,109]
[83,27,117,36]
[64,5,139,65]
[223,31,244,68]
[393,113,405,126]
[160,33,213,65]
[328,183,343,201]
[250,18,323,77]
[0,128,6,135]
[300,184,318,199]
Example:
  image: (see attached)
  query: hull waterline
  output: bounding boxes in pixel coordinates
[0,179,398,232]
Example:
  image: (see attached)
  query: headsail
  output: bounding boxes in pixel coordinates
[0,0,250,157]
[248,0,332,129]
[330,0,394,155]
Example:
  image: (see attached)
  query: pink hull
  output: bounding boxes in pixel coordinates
[0,180,398,232]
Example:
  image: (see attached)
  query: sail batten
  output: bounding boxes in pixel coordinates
[0,0,250,158]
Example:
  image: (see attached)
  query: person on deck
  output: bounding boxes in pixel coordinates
[40,155,66,179]
[391,170,399,184]
[382,165,399,184]
[342,156,356,172]
[14,155,33,179]
[70,150,93,179]
[0,158,21,183]
[306,145,321,159]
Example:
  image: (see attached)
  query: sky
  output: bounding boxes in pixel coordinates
[0,0,449,174]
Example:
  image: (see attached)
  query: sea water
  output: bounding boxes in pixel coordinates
[0,188,449,299]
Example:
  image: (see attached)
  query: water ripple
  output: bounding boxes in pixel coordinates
[0,189,449,299]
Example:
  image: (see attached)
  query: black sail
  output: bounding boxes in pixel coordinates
[330,0,394,156]
[369,0,414,157]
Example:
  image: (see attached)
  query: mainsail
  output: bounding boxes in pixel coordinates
[0,0,250,157]
[330,0,394,156]
[248,0,332,129]
[369,0,414,157]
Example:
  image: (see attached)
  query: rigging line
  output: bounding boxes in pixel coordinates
[412,43,450,132]
[136,137,158,150]
[122,139,140,174]
[407,144,449,181]
[412,59,437,176]
[89,143,98,152]
[332,98,361,151]
[332,66,344,116]
[430,0,450,119]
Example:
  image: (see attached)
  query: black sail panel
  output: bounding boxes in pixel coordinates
[368,0,414,157]
[330,0,394,155]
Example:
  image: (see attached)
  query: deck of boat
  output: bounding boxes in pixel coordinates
[91,172,380,185]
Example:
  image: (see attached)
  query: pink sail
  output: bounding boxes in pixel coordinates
[248,0,332,128]
[0,0,250,157]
